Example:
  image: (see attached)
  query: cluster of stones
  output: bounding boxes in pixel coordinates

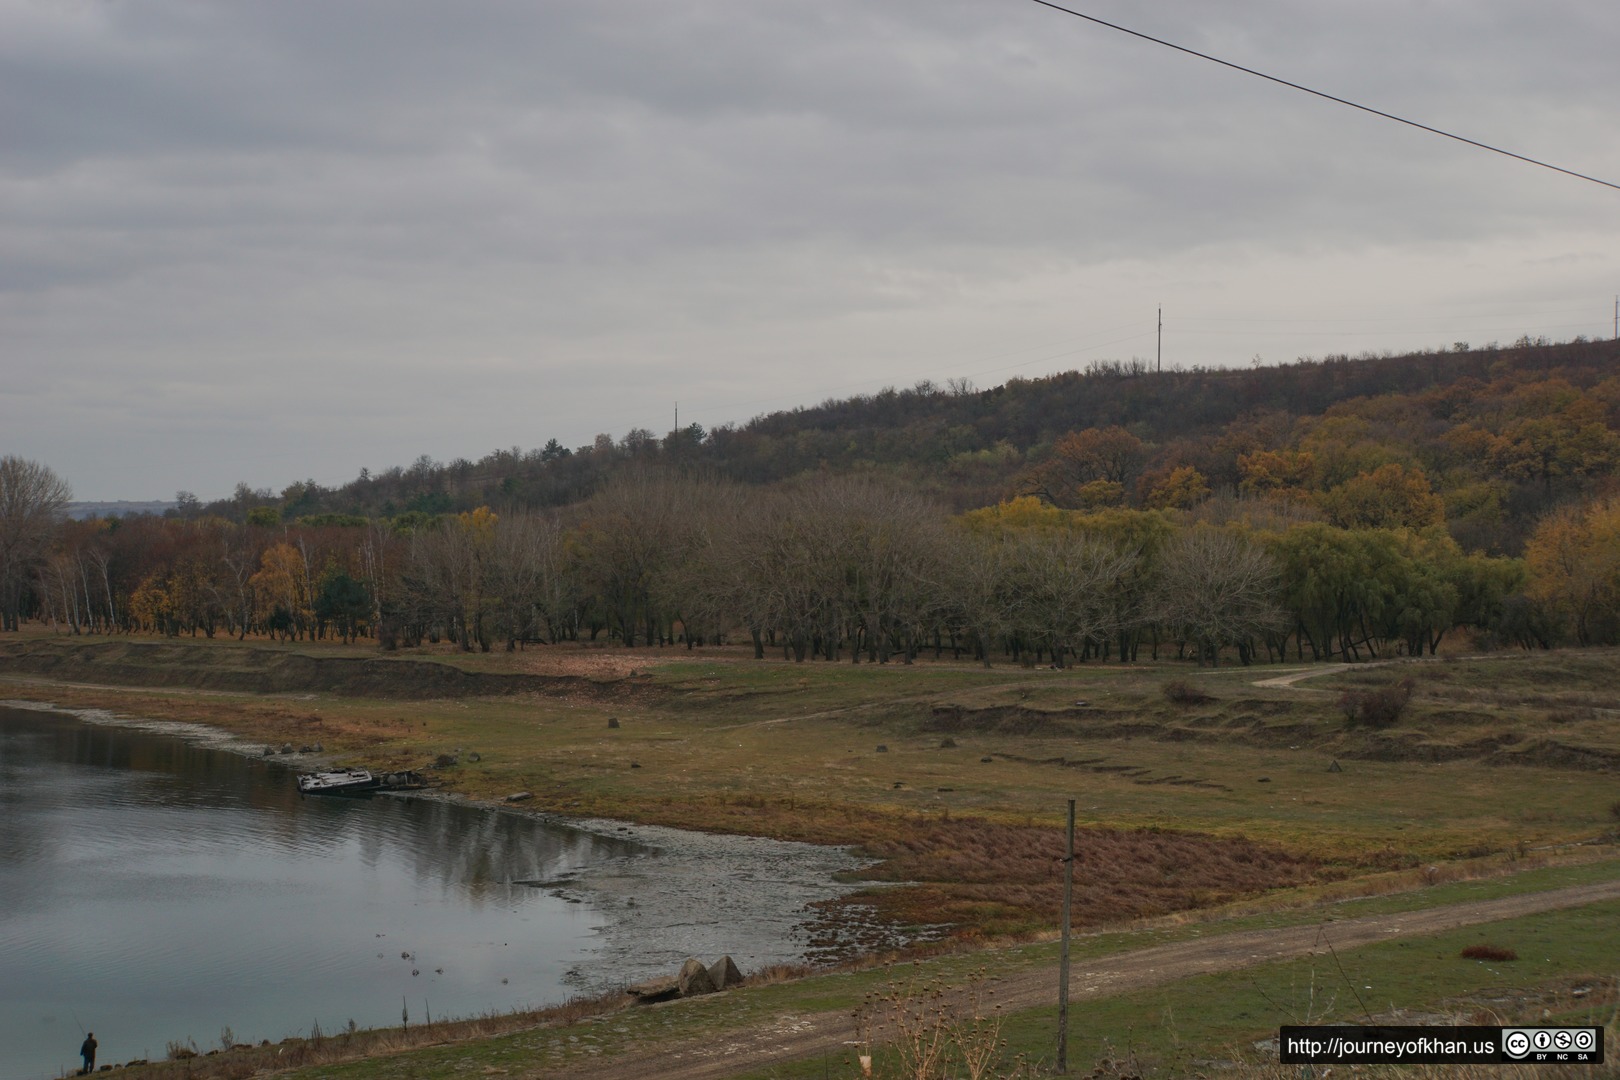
[626,955,745,1003]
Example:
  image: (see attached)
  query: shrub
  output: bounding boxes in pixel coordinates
[1163,680,1213,706]
[1339,677,1415,728]
[1460,944,1517,961]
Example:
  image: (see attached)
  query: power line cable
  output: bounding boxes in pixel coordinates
[1024,0,1620,193]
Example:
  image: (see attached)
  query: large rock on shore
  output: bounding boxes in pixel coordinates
[707,955,744,990]
[677,957,717,997]
[629,955,745,1004]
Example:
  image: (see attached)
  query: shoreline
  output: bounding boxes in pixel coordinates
[0,695,896,994]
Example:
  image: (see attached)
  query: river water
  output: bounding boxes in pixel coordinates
[0,705,864,1080]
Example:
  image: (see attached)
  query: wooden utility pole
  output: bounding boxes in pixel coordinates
[1157,308,1162,372]
[1057,798,1076,1072]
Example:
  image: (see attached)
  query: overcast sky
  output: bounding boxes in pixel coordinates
[5,0,1618,501]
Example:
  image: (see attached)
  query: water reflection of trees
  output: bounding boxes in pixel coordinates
[0,708,646,903]
[376,798,645,898]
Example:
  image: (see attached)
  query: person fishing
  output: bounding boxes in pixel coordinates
[79,1031,97,1075]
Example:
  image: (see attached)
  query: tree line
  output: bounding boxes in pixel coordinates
[9,460,1618,663]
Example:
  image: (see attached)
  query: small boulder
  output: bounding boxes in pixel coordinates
[677,957,718,997]
[505,792,533,803]
[607,717,620,729]
[707,955,744,990]
[626,975,680,1003]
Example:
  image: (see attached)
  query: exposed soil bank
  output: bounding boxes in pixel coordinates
[0,639,611,700]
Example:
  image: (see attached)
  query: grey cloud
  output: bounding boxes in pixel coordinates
[3,0,1618,499]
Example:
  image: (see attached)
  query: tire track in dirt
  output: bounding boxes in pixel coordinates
[542,879,1620,1080]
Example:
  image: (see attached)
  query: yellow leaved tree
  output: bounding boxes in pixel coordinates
[1524,496,1620,646]
[251,541,313,640]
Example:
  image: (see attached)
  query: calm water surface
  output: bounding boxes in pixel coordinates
[0,706,646,1080]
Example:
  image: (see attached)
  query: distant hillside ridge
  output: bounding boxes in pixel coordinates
[67,500,177,521]
[186,335,1617,522]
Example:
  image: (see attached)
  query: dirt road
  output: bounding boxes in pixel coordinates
[550,878,1620,1080]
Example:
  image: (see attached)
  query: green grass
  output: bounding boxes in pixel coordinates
[735,899,1620,1080]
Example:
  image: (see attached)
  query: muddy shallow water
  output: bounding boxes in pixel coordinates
[0,702,879,1080]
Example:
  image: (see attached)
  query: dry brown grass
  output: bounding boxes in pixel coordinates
[840,816,1320,938]
[855,969,1029,1080]
[116,989,632,1080]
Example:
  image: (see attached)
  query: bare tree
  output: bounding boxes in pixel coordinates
[572,468,724,647]
[734,487,839,661]
[830,477,946,663]
[484,510,572,649]
[1003,530,1136,668]
[0,457,72,631]
[400,511,495,650]
[654,481,748,650]
[939,526,1012,666]
[1153,527,1288,665]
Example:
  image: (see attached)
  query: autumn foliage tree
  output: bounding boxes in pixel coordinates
[1022,426,1145,509]
[1317,463,1445,531]
[251,542,314,640]
[1524,496,1620,645]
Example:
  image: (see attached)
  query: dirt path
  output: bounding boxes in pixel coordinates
[548,879,1620,1080]
[1250,663,1361,690]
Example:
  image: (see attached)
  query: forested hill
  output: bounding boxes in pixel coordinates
[201,335,1619,554]
[19,333,1620,658]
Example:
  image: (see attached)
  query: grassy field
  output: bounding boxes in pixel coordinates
[4,636,1618,1076]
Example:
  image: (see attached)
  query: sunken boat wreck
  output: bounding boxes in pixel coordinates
[295,767,427,796]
